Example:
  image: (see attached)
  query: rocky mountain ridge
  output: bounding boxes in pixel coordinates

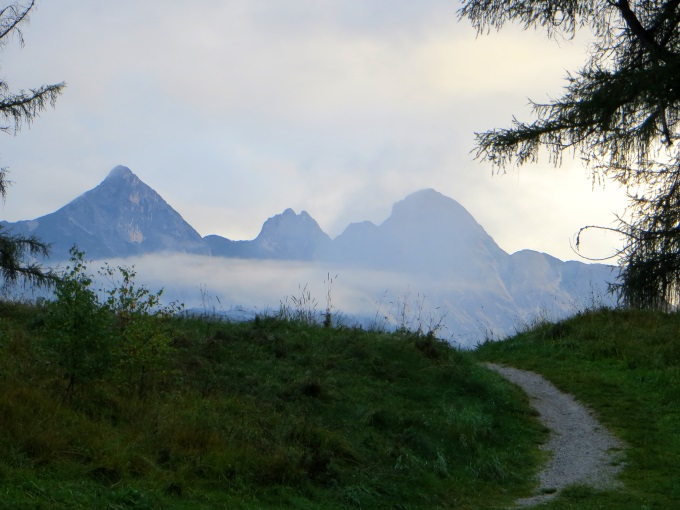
[1,166,617,343]
[1,166,209,260]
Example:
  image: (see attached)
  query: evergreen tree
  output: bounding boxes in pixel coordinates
[459,1,680,309]
[0,0,64,288]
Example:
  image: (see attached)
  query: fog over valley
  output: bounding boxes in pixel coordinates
[22,251,611,349]
[4,167,617,347]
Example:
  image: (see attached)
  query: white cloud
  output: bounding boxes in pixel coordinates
[76,251,613,348]
[0,0,627,263]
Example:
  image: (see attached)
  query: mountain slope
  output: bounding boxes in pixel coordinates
[329,188,507,275]
[1,166,209,260]
[324,189,615,341]
[499,250,616,315]
[0,168,617,343]
[207,208,332,261]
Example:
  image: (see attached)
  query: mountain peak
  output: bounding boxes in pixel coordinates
[106,165,135,180]
[403,188,442,200]
[10,165,209,259]
[389,188,473,225]
[397,188,460,211]
[251,207,331,260]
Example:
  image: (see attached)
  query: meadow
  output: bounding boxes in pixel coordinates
[475,308,680,509]
[0,256,677,508]
[0,260,542,509]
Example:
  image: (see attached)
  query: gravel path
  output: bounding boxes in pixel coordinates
[485,363,626,506]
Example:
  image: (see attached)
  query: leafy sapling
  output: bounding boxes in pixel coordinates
[44,247,110,402]
[99,263,183,397]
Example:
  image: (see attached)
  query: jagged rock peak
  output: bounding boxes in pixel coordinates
[266,208,317,223]
[106,165,135,180]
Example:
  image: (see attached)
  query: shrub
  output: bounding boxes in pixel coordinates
[99,263,182,397]
[43,248,182,400]
[44,248,111,402]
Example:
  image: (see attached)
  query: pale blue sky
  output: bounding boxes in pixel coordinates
[1,0,626,261]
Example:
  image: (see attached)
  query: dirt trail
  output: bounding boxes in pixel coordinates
[485,363,625,506]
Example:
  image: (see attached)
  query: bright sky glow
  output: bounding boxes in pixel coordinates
[1,0,627,262]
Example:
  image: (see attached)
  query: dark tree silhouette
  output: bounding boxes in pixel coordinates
[0,0,64,288]
[459,1,680,309]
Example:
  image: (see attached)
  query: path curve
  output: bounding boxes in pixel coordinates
[485,363,625,506]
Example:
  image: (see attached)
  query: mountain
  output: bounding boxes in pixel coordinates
[1,165,210,260]
[0,166,617,344]
[324,189,616,340]
[499,249,615,322]
[206,208,332,261]
[328,189,507,274]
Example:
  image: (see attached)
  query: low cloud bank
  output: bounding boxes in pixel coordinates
[13,253,612,348]
[104,253,452,335]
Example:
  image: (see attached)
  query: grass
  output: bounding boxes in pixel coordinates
[4,294,677,509]
[0,300,544,509]
[475,307,680,509]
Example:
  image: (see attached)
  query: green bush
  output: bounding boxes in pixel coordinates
[99,263,182,397]
[44,248,111,402]
[43,248,182,401]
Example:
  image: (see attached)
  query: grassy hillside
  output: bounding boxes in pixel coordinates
[475,308,680,509]
[0,300,543,509]
[4,269,677,510]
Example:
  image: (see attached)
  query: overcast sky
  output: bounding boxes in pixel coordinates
[0,0,628,262]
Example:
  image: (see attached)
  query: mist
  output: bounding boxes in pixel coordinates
[103,253,451,333]
[21,252,612,349]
